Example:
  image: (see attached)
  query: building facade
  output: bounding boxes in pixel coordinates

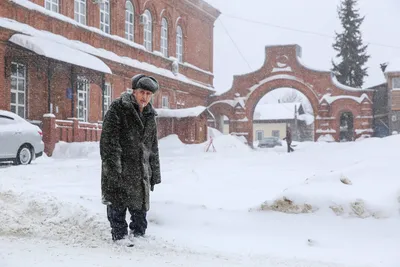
[0,0,220,154]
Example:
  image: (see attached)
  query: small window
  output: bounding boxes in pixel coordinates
[143,10,153,51]
[272,130,280,138]
[176,26,183,63]
[74,0,86,25]
[77,77,90,121]
[45,0,60,13]
[392,77,400,90]
[10,62,27,119]
[100,0,110,34]
[125,1,134,41]
[256,130,264,141]
[160,18,168,57]
[104,83,112,113]
[162,96,169,108]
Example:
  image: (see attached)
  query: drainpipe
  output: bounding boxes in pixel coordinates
[47,60,52,113]
[101,73,105,120]
[70,66,75,118]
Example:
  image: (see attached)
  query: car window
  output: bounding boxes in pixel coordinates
[0,115,16,125]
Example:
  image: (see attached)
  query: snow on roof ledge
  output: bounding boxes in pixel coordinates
[155,106,208,118]
[0,17,214,91]
[9,34,112,74]
[330,75,373,92]
[320,93,371,105]
[9,0,213,78]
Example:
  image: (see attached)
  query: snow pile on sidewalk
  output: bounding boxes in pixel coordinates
[259,136,400,218]
[0,190,108,246]
[52,141,100,159]
[158,132,251,156]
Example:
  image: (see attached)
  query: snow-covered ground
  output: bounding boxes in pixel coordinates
[1,131,400,267]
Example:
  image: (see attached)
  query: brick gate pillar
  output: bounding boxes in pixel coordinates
[42,114,56,156]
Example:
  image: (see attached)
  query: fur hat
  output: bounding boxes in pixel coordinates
[131,74,159,93]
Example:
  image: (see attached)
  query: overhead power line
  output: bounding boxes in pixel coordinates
[218,18,253,71]
[222,13,400,50]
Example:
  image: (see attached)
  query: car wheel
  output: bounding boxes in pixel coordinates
[16,145,33,165]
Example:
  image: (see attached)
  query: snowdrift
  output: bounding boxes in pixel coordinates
[158,132,252,156]
[0,190,109,246]
[52,141,100,159]
[258,136,400,219]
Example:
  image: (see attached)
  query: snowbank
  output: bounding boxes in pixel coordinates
[52,141,100,159]
[317,134,335,142]
[259,136,400,218]
[211,135,252,153]
[0,190,108,247]
[207,127,223,139]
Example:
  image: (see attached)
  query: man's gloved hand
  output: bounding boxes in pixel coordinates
[151,184,155,192]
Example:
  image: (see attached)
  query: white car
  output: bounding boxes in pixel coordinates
[0,110,45,165]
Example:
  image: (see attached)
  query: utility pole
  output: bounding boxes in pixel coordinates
[294,104,299,141]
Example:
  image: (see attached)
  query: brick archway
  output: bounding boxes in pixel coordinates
[208,44,374,145]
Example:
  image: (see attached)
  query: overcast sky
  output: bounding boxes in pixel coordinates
[203,0,400,101]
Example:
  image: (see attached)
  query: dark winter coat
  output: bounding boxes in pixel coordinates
[283,129,292,144]
[100,92,161,211]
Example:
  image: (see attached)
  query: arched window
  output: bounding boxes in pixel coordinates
[125,1,134,41]
[160,18,168,57]
[143,10,153,51]
[176,26,183,63]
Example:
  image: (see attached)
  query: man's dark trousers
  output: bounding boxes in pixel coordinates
[107,205,147,240]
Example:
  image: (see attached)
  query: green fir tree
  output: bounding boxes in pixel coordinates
[332,0,370,88]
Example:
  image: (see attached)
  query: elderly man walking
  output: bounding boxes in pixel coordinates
[100,74,161,246]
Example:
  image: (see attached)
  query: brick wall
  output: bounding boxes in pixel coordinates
[4,0,219,86]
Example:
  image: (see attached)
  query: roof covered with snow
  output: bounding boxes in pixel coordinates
[9,34,112,74]
[0,17,214,91]
[10,0,214,77]
[155,106,208,118]
[253,103,303,121]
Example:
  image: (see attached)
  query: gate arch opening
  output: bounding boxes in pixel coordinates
[252,88,315,147]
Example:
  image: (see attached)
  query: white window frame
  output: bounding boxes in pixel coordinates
[143,10,153,51]
[45,0,60,13]
[256,130,264,141]
[125,1,134,41]
[74,0,86,25]
[392,77,400,90]
[10,62,27,119]
[77,77,90,122]
[104,83,112,113]
[176,26,183,63]
[161,18,168,57]
[100,0,110,34]
[162,96,169,108]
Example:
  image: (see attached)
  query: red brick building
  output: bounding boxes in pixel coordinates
[0,0,220,154]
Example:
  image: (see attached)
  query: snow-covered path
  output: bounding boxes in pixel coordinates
[1,135,399,267]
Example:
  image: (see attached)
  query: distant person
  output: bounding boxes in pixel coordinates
[283,127,294,153]
[100,74,161,247]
